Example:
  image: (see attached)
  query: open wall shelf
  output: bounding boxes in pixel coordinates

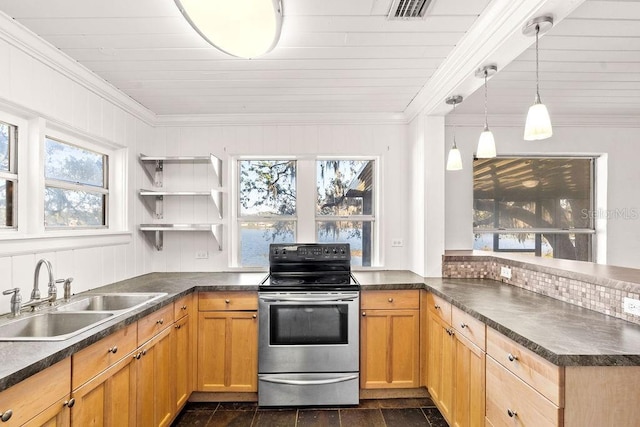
[139,189,223,219]
[140,224,222,251]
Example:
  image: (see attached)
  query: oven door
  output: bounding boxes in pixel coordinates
[258,291,359,374]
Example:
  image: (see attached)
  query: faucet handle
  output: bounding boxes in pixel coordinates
[3,288,22,316]
[3,288,21,297]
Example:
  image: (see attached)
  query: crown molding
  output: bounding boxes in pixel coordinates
[0,11,157,126]
[449,114,640,128]
[155,111,409,127]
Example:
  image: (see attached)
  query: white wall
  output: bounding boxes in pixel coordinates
[445,119,640,269]
[148,123,412,271]
[0,17,155,312]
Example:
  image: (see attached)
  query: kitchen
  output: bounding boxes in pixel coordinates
[0,0,639,426]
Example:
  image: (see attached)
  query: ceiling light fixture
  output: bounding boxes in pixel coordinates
[446,95,463,171]
[475,64,498,158]
[522,15,554,141]
[175,0,283,59]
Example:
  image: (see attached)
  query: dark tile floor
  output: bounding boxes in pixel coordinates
[171,397,448,427]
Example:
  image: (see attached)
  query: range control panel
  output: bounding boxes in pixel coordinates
[269,243,350,262]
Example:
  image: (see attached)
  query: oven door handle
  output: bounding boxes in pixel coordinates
[259,295,357,302]
[259,374,359,386]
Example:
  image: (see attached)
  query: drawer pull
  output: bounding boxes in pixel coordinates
[134,352,141,360]
[0,410,12,422]
[64,398,75,408]
[460,323,467,329]
[434,304,440,309]
[253,314,257,319]
[175,324,181,329]
[508,353,518,362]
[181,305,187,310]
[388,298,394,303]
[225,299,230,304]
[362,312,366,317]
[107,346,118,354]
[446,328,455,336]
[507,409,518,418]
[156,319,164,325]
[142,349,147,356]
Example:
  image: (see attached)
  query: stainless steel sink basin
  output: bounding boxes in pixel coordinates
[55,292,166,312]
[0,312,115,341]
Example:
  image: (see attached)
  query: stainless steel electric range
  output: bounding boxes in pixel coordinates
[258,243,360,407]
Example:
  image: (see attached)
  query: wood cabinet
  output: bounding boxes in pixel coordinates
[173,293,195,411]
[136,305,175,427]
[360,290,420,389]
[197,292,258,392]
[426,293,486,427]
[0,358,71,427]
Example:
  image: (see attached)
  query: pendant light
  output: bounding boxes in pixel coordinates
[523,16,554,141]
[446,95,463,171]
[475,64,498,158]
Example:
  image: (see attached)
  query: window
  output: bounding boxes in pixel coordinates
[473,157,595,261]
[316,160,375,266]
[0,120,17,229]
[44,137,108,228]
[238,160,296,267]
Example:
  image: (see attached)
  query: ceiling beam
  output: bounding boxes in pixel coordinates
[404,0,587,120]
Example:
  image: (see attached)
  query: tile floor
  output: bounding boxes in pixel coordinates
[171,397,448,427]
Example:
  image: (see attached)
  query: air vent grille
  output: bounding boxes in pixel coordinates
[388,0,433,20]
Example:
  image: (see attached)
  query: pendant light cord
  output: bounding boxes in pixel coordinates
[452,101,458,148]
[483,70,489,129]
[535,23,540,100]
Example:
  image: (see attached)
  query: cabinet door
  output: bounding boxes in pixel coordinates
[427,309,454,422]
[452,333,485,427]
[361,309,420,389]
[71,352,137,427]
[197,311,258,392]
[23,397,70,427]
[174,313,193,410]
[137,326,175,427]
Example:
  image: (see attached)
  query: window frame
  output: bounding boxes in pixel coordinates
[472,155,597,261]
[0,119,18,230]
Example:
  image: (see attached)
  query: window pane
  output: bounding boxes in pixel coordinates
[0,122,10,171]
[317,220,373,267]
[44,187,105,227]
[317,160,374,216]
[239,160,296,216]
[473,233,592,261]
[0,180,14,227]
[240,221,295,267]
[45,137,105,187]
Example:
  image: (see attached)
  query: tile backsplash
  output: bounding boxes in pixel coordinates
[443,256,640,326]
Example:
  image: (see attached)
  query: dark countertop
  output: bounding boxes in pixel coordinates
[1,270,639,392]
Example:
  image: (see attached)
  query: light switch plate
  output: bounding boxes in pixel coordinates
[500,266,512,279]
[624,297,640,316]
[195,250,209,259]
[391,239,404,247]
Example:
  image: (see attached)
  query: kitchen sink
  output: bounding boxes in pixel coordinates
[0,312,115,341]
[55,292,166,312]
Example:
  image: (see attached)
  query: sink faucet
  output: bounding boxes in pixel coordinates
[32,259,55,300]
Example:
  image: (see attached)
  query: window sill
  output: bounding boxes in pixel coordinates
[0,230,132,257]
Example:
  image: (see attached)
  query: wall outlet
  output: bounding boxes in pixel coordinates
[500,266,512,279]
[195,250,209,259]
[624,297,640,316]
[391,239,404,247]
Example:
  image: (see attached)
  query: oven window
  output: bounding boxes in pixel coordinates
[270,305,348,345]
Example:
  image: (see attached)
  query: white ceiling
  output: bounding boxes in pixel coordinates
[0,0,636,119]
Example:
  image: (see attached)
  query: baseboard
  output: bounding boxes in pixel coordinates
[359,387,429,399]
[189,392,258,402]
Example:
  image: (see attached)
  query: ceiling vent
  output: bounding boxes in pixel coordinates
[387,0,433,20]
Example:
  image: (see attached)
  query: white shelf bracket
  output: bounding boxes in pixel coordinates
[210,189,223,219]
[210,154,222,187]
[211,224,223,251]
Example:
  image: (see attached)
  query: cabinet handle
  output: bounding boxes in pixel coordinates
[225,299,230,304]
[388,298,394,303]
[252,314,257,319]
[434,304,440,309]
[460,323,467,329]
[64,398,75,408]
[0,410,12,422]
[142,349,147,356]
[156,319,164,325]
[175,324,181,329]
[507,409,517,418]
[362,312,366,317]
[181,305,187,310]
[134,352,141,360]
[508,353,518,362]
[107,346,118,354]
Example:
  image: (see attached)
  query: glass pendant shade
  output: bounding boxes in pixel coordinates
[175,0,283,59]
[524,95,553,140]
[446,143,463,171]
[476,127,496,158]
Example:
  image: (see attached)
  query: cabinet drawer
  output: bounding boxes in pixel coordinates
[72,322,137,389]
[486,356,561,427]
[361,290,419,310]
[174,293,194,320]
[0,358,70,426]
[452,305,486,350]
[199,291,258,311]
[486,327,563,406]
[426,293,451,324]
[138,303,174,345]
